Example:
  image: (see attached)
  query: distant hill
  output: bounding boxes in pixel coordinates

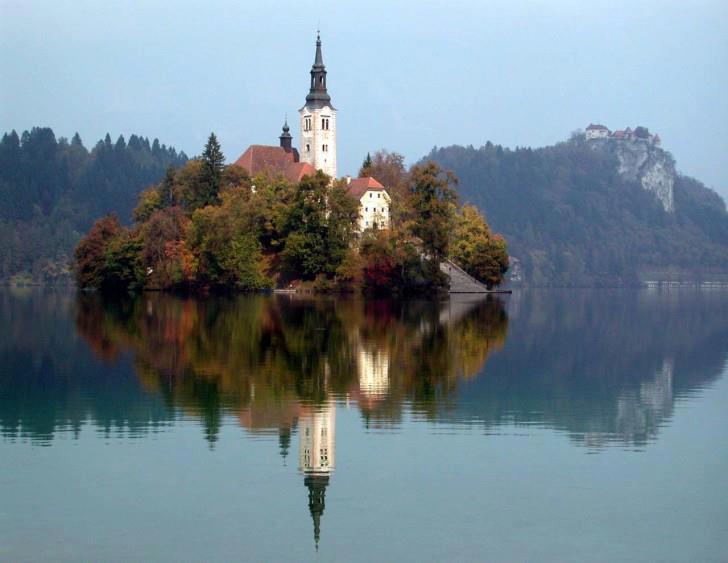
[425,134,728,286]
[0,127,187,283]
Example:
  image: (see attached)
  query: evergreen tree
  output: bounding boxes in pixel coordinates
[160,165,177,208]
[198,132,225,208]
[359,153,373,177]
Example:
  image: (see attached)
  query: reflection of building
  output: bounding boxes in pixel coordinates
[357,346,390,398]
[298,401,336,549]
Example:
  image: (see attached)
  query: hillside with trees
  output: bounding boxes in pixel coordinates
[0,127,187,283]
[74,138,508,295]
[425,135,728,286]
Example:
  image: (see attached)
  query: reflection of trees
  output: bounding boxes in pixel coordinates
[73,294,509,443]
[0,291,171,444]
[445,290,728,449]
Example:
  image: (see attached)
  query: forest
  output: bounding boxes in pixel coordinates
[426,136,728,286]
[74,136,508,294]
[0,127,187,283]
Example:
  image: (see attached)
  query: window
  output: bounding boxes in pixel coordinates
[377,193,381,198]
[365,207,368,212]
[323,144,328,152]
[304,116,312,131]
[306,144,310,152]
[369,193,372,198]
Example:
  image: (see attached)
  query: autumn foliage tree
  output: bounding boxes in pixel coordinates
[451,204,509,288]
[75,134,511,294]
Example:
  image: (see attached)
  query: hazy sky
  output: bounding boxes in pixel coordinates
[2,0,727,199]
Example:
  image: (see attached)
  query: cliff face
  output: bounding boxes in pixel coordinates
[592,139,675,213]
[425,138,728,286]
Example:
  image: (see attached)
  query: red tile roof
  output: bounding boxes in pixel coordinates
[233,145,314,184]
[286,162,317,182]
[346,176,385,200]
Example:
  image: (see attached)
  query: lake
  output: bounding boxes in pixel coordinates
[1,289,726,562]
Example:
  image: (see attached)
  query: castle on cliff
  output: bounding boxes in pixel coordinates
[585,123,661,145]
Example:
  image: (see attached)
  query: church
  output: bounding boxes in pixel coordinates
[233,33,390,232]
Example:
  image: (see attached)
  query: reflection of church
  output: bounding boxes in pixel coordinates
[298,401,336,549]
[357,345,390,398]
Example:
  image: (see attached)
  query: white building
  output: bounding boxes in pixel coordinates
[299,33,337,180]
[585,123,610,140]
[346,177,391,231]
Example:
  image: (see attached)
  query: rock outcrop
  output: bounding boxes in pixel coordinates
[592,138,675,213]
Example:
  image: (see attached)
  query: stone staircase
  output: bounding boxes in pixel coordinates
[440,260,490,293]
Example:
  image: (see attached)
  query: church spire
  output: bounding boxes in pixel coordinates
[279,117,292,151]
[314,31,324,67]
[306,31,331,107]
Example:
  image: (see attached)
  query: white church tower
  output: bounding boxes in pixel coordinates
[299,32,337,180]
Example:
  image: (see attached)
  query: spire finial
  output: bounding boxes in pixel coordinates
[305,28,331,107]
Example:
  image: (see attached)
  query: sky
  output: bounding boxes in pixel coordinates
[1,0,727,199]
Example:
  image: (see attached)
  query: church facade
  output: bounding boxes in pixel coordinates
[233,33,389,232]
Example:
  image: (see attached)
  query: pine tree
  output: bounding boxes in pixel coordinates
[199,132,225,207]
[160,165,176,207]
[360,153,373,177]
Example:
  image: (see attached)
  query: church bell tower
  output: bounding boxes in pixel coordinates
[299,32,337,180]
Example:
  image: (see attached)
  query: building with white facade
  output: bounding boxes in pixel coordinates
[234,32,393,236]
[299,33,337,180]
[585,123,610,140]
[345,177,391,231]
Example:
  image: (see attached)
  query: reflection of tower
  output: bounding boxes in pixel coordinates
[358,346,390,397]
[298,401,336,549]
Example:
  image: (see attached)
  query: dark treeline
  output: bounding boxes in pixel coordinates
[426,136,728,286]
[0,127,187,283]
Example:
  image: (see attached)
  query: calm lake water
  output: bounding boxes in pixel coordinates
[1,289,727,562]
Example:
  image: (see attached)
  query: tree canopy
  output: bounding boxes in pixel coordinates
[426,137,728,286]
[74,142,509,294]
[0,127,186,283]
